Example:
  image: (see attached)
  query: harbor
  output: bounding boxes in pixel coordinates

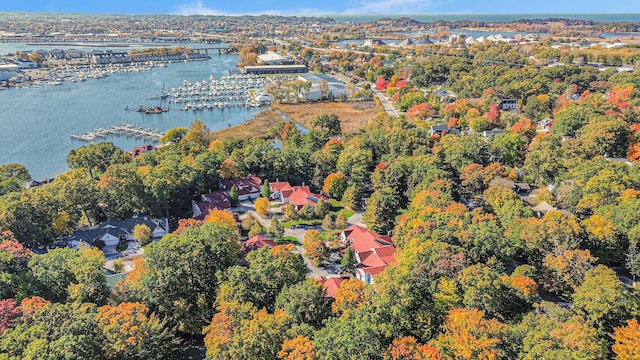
[70,123,164,143]
[0,52,264,179]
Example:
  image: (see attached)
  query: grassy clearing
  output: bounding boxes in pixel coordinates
[210,109,284,141]
[275,236,299,245]
[273,101,381,135]
[337,208,354,219]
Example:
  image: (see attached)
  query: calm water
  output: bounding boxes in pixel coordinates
[0,50,263,179]
[331,14,640,23]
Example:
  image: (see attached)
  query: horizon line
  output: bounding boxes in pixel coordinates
[1,11,640,16]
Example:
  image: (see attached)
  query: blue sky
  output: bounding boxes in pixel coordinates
[3,0,640,15]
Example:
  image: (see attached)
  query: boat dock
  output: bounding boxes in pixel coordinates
[70,123,164,143]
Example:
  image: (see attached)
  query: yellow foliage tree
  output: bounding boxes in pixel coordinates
[331,278,369,313]
[255,197,270,216]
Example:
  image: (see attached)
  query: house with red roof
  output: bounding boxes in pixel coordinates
[131,144,156,158]
[319,277,343,298]
[243,235,275,253]
[269,181,294,202]
[221,175,262,201]
[192,175,262,220]
[286,186,328,210]
[340,224,396,284]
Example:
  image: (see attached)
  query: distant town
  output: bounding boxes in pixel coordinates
[0,12,639,360]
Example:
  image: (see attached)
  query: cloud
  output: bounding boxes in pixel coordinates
[343,0,444,14]
[172,1,227,15]
[172,1,328,16]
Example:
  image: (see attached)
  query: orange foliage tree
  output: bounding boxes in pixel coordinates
[435,308,507,360]
[613,318,640,360]
[406,103,434,120]
[204,208,238,230]
[96,302,180,359]
[278,335,316,360]
[331,278,370,313]
[323,172,348,199]
[384,336,443,360]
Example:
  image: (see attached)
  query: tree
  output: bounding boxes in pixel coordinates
[384,336,442,360]
[140,223,242,334]
[331,278,369,314]
[613,318,640,360]
[303,230,329,266]
[220,159,240,180]
[0,235,32,300]
[435,308,507,360]
[0,163,31,196]
[341,246,356,274]
[248,220,265,238]
[256,197,269,215]
[204,208,238,230]
[573,265,639,337]
[160,127,187,144]
[268,218,285,238]
[228,185,240,207]
[314,198,330,219]
[322,214,334,230]
[514,302,607,360]
[399,91,426,112]
[335,211,349,229]
[0,299,20,336]
[275,279,331,329]
[279,335,316,360]
[363,185,399,235]
[323,172,348,199]
[133,223,152,245]
[67,142,128,178]
[283,203,299,221]
[96,302,181,359]
[310,113,342,139]
[262,179,272,198]
[541,249,596,297]
[341,185,360,210]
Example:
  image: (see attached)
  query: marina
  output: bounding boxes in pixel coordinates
[70,123,164,143]
[0,50,264,179]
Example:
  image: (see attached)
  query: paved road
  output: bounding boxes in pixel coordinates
[375,90,399,117]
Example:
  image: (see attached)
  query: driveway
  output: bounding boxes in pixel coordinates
[347,211,365,226]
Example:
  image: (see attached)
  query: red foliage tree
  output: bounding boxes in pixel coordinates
[0,299,21,335]
[375,76,389,91]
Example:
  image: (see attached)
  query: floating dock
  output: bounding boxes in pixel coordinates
[70,123,164,143]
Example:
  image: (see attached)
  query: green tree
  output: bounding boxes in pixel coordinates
[363,185,399,235]
[140,222,242,334]
[228,185,239,207]
[314,198,330,219]
[341,246,355,273]
[572,265,639,337]
[267,218,284,238]
[67,142,128,178]
[275,279,331,329]
[322,214,334,230]
[335,212,349,229]
[340,185,360,210]
[249,221,265,237]
[262,179,272,198]
[159,127,187,144]
[0,163,31,196]
[310,113,342,139]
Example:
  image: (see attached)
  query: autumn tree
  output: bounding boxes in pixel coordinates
[323,172,349,199]
[435,308,507,360]
[256,197,270,215]
[279,335,316,360]
[0,299,20,336]
[204,208,238,230]
[613,318,640,360]
[303,230,329,266]
[133,223,152,245]
[96,302,181,359]
[268,217,285,238]
[384,336,443,360]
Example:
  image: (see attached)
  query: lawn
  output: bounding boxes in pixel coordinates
[273,101,381,135]
[275,236,299,245]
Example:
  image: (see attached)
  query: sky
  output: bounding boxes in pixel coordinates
[2,0,640,15]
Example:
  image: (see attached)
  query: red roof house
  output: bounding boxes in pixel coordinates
[319,277,343,298]
[270,181,294,202]
[131,144,156,158]
[221,175,262,201]
[286,186,328,210]
[243,235,275,253]
[340,224,396,284]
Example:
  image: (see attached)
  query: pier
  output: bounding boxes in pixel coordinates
[70,123,164,143]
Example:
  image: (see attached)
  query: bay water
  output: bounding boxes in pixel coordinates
[0,49,263,180]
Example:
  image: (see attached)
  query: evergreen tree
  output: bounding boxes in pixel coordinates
[262,180,271,199]
[341,246,355,273]
[228,185,239,207]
